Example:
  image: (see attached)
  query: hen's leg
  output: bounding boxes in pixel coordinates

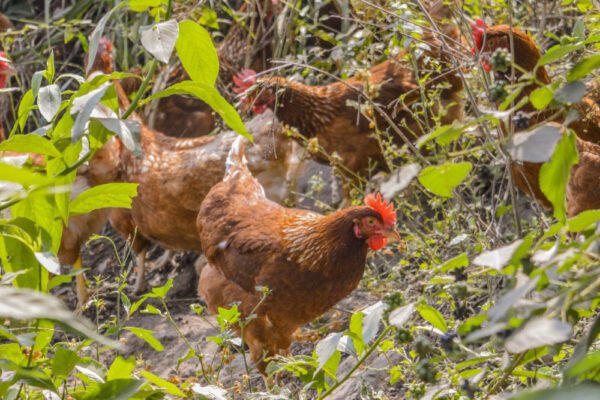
[74,256,89,311]
[133,247,148,295]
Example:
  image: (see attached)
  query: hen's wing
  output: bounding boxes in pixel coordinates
[198,137,287,292]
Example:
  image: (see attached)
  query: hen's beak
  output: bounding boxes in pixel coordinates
[383,228,401,244]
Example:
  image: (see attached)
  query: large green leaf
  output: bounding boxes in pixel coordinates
[418,161,472,198]
[510,384,600,400]
[69,183,138,216]
[0,162,53,187]
[143,81,251,140]
[86,379,146,400]
[540,131,579,223]
[537,43,584,66]
[176,20,219,86]
[139,370,186,397]
[0,286,113,345]
[0,134,61,158]
[567,55,600,81]
[417,303,447,333]
[124,327,164,351]
[52,346,80,378]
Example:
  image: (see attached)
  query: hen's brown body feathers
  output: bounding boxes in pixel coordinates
[261,53,464,175]
[197,137,398,371]
[109,106,302,292]
[250,3,465,177]
[480,25,600,215]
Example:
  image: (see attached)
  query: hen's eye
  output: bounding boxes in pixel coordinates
[366,217,376,226]
[487,38,496,48]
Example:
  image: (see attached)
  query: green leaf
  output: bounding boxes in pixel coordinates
[540,131,579,222]
[176,21,219,86]
[348,311,365,356]
[139,370,186,397]
[107,356,136,381]
[418,161,472,198]
[52,346,80,378]
[216,304,240,330]
[9,363,57,393]
[150,277,173,299]
[417,304,447,332]
[438,253,469,272]
[86,2,128,75]
[199,6,219,29]
[43,51,55,84]
[124,327,164,351]
[529,86,554,110]
[143,81,251,140]
[0,162,53,187]
[0,134,61,157]
[128,0,165,13]
[568,55,600,81]
[15,90,35,134]
[69,183,138,215]
[567,210,600,232]
[510,384,600,400]
[0,287,114,345]
[564,349,600,379]
[91,379,146,400]
[537,43,584,66]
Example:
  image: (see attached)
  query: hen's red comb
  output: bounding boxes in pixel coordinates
[233,68,257,94]
[365,193,397,227]
[470,18,487,52]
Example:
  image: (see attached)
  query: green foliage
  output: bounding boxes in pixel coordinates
[540,130,579,222]
[1,0,600,399]
[418,162,473,198]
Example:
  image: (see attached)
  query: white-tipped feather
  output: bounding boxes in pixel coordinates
[224,136,248,181]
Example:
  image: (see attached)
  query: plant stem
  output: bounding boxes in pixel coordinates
[121,0,172,119]
[319,326,392,399]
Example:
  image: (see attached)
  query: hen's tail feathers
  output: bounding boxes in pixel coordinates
[225,136,249,181]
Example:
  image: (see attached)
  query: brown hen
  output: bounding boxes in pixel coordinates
[472,22,600,215]
[119,0,279,138]
[234,1,466,182]
[197,136,400,372]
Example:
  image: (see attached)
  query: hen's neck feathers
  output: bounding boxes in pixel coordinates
[283,207,375,277]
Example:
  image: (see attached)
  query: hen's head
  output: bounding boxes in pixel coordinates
[0,51,15,88]
[470,21,543,75]
[86,36,114,75]
[233,69,275,114]
[353,193,400,251]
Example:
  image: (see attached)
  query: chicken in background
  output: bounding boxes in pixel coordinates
[109,108,305,294]
[197,135,400,373]
[94,37,312,295]
[471,21,600,216]
[233,0,466,190]
[119,0,280,138]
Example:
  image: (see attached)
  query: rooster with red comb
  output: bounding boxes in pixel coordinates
[197,136,401,373]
